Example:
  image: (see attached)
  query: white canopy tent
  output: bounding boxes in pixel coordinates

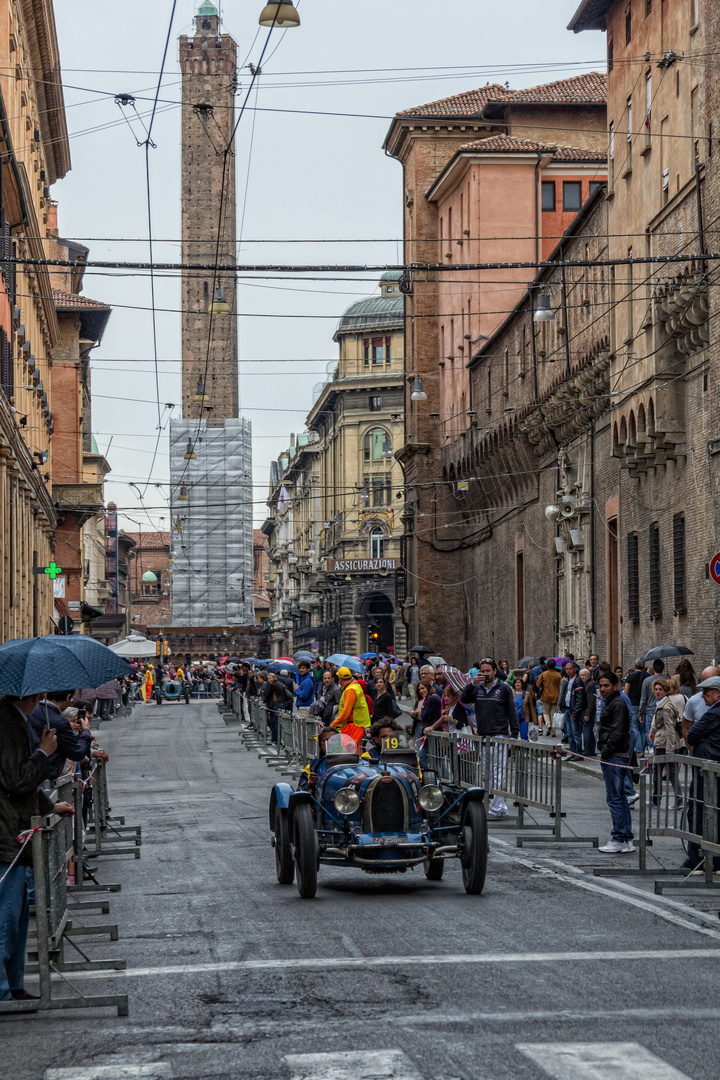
[108,633,157,658]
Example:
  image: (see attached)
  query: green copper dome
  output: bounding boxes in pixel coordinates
[141,569,158,583]
[197,1,218,16]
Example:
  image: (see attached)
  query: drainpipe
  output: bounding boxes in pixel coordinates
[590,426,596,646]
[534,154,542,268]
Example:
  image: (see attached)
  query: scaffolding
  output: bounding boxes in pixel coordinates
[169,417,254,626]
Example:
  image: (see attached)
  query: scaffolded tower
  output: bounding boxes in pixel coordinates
[170,2,253,626]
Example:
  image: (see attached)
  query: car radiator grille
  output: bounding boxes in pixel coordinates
[365,777,406,833]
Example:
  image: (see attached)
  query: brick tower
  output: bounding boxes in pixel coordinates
[179,1,238,420]
[169,2,253,628]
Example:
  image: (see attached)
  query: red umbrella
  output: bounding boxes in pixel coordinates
[277,656,294,663]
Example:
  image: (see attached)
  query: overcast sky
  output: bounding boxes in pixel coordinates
[52,0,603,532]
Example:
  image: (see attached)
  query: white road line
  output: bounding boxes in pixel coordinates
[489,839,720,943]
[47,946,720,981]
[515,1042,692,1080]
[46,1066,171,1080]
[284,1049,422,1080]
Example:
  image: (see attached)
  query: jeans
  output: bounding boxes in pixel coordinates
[582,718,596,756]
[601,755,634,842]
[267,708,279,744]
[0,863,30,999]
[651,747,681,802]
[630,706,648,754]
[567,713,583,755]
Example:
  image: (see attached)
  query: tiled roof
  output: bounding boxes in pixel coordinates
[457,135,605,162]
[125,531,171,549]
[397,72,605,120]
[488,72,606,105]
[53,289,110,310]
[397,84,509,118]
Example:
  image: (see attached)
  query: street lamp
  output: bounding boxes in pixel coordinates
[381,434,393,459]
[259,1,301,27]
[533,293,555,323]
[208,285,231,315]
[193,378,207,402]
[183,439,196,460]
[177,485,189,502]
[410,377,428,402]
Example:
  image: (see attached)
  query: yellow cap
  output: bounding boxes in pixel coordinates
[336,666,353,679]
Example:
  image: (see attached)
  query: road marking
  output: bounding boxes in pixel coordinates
[489,839,720,943]
[284,1049,422,1080]
[516,1042,692,1080]
[54,946,720,981]
[46,1066,171,1080]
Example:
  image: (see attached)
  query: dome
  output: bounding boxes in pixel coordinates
[197,1,218,15]
[141,569,158,583]
[380,270,403,282]
[335,293,403,336]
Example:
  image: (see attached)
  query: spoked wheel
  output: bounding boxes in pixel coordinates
[293,803,318,898]
[274,807,294,884]
[461,800,488,895]
[424,856,444,880]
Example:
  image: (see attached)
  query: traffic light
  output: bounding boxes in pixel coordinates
[155,638,168,657]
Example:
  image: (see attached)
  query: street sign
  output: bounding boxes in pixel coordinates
[711,551,720,585]
[58,616,74,635]
[311,641,319,653]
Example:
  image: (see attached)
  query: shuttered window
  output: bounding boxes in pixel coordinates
[673,513,687,616]
[649,522,662,619]
[0,328,12,400]
[627,532,639,623]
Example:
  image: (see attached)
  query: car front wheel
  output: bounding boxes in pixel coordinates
[424,856,444,880]
[461,800,488,895]
[274,807,294,884]
[293,803,318,898]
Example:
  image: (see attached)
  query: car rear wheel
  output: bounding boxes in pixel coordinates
[424,856,444,880]
[461,800,488,895]
[274,807,294,884]
[293,803,318,898]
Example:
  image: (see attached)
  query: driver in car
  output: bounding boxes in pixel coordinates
[365,718,401,763]
[296,727,337,793]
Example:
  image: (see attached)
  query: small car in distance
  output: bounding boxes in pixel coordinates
[269,731,488,898]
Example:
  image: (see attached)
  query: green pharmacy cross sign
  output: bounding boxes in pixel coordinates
[33,561,63,580]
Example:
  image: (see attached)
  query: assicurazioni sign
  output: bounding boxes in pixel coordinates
[325,558,399,573]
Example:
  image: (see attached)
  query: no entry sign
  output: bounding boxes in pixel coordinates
[711,552,720,585]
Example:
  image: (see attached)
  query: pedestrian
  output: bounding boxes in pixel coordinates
[1,692,75,1003]
[409,681,441,741]
[26,691,105,782]
[597,671,635,854]
[588,653,600,684]
[407,657,420,703]
[513,676,536,739]
[264,671,293,742]
[460,658,518,817]
[648,679,685,807]
[682,665,720,742]
[681,674,720,872]
[433,666,448,694]
[394,662,405,699]
[624,660,652,754]
[674,659,697,700]
[294,661,316,718]
[638,659,665,740]
[498,660,512,683]
[531,656,547,681]
[373,676,401,723]
[536,658,562,737]
[559,661,581,753]
[567,669,590,761]
[313,670,342,725]
[578,667,597,757]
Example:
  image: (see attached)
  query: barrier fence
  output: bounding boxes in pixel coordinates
[595,752,720,891]
[0,763,136,1017]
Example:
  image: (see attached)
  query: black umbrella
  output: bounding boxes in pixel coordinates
[518,656,541,668]
[410,645,432,655]
[638,644,693,663]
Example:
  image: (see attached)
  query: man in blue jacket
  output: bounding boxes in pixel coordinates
[294,662,316,718]
[683,675,720,872]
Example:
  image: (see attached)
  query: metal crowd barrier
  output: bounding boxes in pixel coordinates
[426,731,598,847]
[84,762,142,860]
[234,692,321,776]
[0,777,128,1017]
[594,753,720,891]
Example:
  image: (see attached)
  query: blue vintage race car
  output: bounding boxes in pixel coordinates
[269,732,488,898]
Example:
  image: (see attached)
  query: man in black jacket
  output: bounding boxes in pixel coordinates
[683,676,720,872]
[0,693,74,1002]
[597,671,635,854]
[26,690,104,783]
[461,658,518,818]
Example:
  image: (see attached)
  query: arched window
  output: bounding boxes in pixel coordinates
[364,427,390,462]
[369,527,384,559]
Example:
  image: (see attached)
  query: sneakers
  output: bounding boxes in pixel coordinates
[599,839,636,853]
[627,792,640,806]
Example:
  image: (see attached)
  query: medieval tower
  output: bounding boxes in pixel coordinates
[169,1,253,626]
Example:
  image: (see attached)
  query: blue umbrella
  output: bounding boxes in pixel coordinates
[0,635,131,698]
[326,654,365,673]
[268,661,299,678]
[359,652,380,660]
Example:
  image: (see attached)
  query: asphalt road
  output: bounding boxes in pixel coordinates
[2,699,719,1080]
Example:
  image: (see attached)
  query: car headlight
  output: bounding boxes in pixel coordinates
[334,787,360,816]
[418,785,444,813]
